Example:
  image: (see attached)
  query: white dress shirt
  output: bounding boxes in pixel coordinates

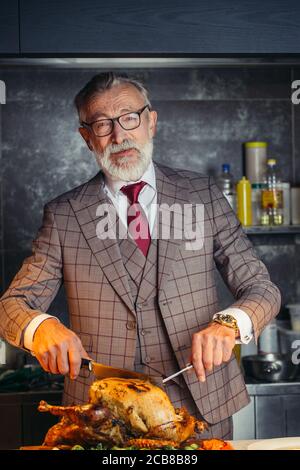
[23,160,253,350]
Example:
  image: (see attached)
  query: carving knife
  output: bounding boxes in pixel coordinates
[81,358,150,381]
[22,347,151,381]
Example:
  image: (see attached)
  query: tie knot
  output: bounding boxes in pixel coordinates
[120,181,147,204]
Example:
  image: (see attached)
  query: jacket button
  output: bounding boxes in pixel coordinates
[141,330,146,336]
[126,321,136,330]
[145,356,151,363]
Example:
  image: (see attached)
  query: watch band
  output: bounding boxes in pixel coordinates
[213,313,240,336]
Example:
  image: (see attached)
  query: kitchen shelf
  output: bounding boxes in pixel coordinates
[245,225,300,235]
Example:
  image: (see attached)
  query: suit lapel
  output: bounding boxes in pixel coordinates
[68,171,135,316]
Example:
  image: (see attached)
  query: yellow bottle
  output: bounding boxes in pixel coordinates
[237,176,252,226]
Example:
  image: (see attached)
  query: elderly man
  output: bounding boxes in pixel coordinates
[0,72,281,439]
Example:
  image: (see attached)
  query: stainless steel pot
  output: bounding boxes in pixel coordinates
[242,353,299,382]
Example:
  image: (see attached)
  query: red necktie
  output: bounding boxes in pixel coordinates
[121,181,151,257]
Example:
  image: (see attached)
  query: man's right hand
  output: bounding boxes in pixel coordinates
[31,318,90,380]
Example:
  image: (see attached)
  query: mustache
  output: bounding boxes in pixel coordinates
[107,140,141,155]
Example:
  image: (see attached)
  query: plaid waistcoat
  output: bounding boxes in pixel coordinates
[119,233,185,388]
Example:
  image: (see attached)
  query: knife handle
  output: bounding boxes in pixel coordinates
[81,358,92,371]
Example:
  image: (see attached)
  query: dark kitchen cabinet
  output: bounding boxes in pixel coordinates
[283,396,300,436]
[0,2,19,54]
[0,401,22,450]
[255,396,286,439]
[18,0,300,54]
[21,391,63,446]
[255,394,300,438]
[0,390,62,450]
[233,382,300,439]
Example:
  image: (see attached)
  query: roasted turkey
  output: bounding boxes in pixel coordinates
[39,377,207,448]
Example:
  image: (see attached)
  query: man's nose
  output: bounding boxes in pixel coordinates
[111,120,128,144]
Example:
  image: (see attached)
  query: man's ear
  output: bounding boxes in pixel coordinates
[78,127,94,151]
[149,110,158,138]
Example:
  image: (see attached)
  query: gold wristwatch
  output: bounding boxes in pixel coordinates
[213,314,240,337]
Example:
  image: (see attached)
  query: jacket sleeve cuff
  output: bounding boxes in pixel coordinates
[23,314,60,351]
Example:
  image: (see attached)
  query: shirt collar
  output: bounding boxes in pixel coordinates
[104,159,156,196]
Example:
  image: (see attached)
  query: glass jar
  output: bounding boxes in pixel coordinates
[245,141,267,184]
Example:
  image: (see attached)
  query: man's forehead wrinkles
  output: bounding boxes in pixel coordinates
[85,84,144,115]
[86,95,145,121]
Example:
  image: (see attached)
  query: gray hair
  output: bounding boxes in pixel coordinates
[74,72,151,122]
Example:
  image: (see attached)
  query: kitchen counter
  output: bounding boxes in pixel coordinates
[231,440,257,450]
[231,438,300,450]
[245,380,300,395]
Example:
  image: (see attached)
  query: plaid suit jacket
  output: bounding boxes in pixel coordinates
[0,161,281,423]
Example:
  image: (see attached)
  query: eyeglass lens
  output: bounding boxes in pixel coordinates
[92,112,141,136]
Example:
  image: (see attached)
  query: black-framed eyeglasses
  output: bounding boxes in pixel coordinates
[81,104,151,137]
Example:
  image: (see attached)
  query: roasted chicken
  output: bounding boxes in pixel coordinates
[39,377,207,448]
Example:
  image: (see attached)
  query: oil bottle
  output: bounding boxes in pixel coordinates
[236,176,252,226]
[261,159,284,225]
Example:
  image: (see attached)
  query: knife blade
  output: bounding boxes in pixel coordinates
[81,358,150,381]
[162,363,194,384]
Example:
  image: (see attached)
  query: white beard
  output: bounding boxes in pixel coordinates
[93,139,153,182]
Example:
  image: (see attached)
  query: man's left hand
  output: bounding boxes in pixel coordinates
[191,322,236,382]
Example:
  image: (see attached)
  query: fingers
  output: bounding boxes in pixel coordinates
[36,350,50,374]
[191,324,236,382]
[37,340,86,379]
[48,347,60,375]
[222,337,234,363]
[192,334,206,382]
[56,336,88,379]
[32,320,89,379]
[202,335,214,372]
[80,345,91,361]
[211,338,223,367]
[37,346,65,375]
[56,344,70,376]
[68,345,82,380]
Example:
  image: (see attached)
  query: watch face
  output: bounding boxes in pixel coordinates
[223,315,232,322]
[215,314,238,332]
[220,314,234,323]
